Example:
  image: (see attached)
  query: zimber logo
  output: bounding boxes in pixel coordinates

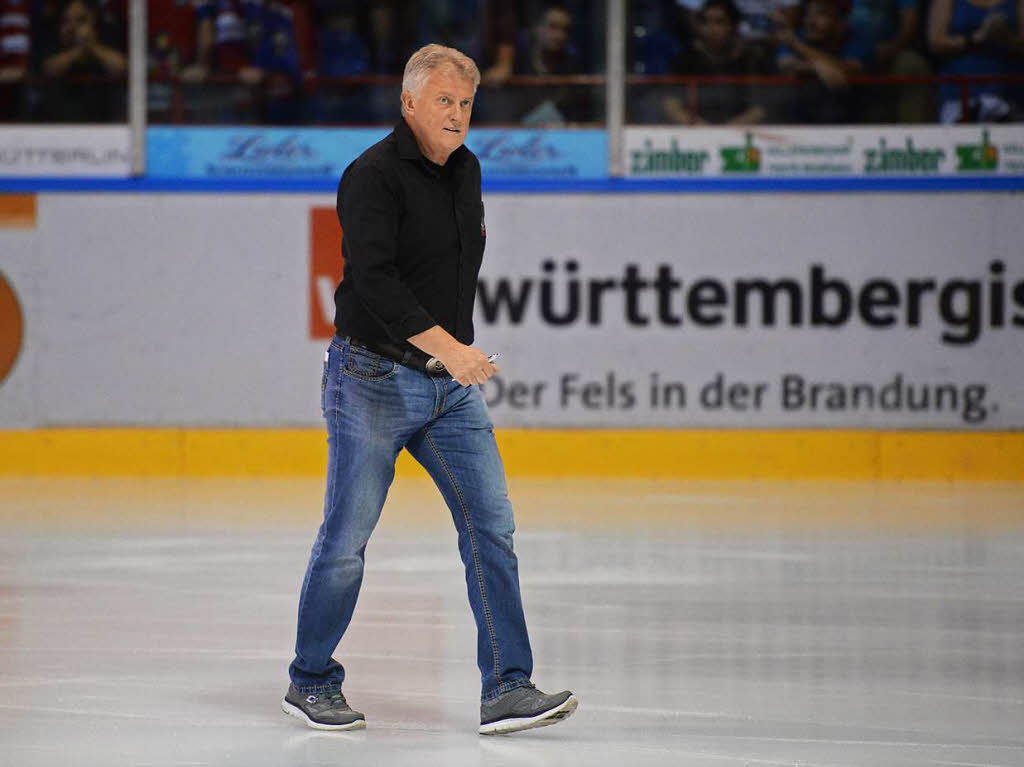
[956,129,999,172]
[863,137,945,173]
[720,133,761,173]
[630,138,709,175]
[0,270,24,386]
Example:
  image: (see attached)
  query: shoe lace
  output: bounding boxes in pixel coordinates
[324,690,348,708]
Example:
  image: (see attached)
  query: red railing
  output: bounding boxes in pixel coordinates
[5,72,1023,124]
[153,72,1024,125]
[628,73,1024,120]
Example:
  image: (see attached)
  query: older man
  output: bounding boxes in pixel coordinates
[282,44,577,736]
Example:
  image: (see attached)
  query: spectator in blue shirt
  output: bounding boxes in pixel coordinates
[184,0,263,83]
[850,0,930,121]
[317,5,368,77]
[182,0,307,123]
[928,0,1024,122]
[310,4,371,123]
[254,3,302,79]
[849,0,920,67]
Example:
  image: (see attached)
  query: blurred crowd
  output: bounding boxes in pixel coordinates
[633,0,1024,123]
[0,0,1021,125]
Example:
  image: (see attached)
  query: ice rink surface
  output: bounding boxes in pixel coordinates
[1,477,1022,767]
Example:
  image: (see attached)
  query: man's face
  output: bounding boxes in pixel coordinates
[538,9,572,53]
[805,1,842,44]
[700,7,736,52]
[402,64,475,162]
[59,0,94,47]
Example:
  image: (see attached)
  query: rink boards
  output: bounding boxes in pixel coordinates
[0,190,1022,477]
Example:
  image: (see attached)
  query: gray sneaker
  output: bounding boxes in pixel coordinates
[281,684,366,730]
[479,683,578,735]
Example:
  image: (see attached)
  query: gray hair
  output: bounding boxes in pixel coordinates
[401,44,481,116]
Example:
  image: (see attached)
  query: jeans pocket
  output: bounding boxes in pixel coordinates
[341,345,398,382]
[320,352,330,416]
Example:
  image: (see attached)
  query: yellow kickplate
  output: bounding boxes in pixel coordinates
[0,428,1022,480]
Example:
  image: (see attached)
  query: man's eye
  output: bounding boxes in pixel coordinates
[461,100,471,107]
[440,97,449,104]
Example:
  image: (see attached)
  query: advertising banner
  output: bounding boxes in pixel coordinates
[0,196,36,428]
[0,126,131,177]
[625,126,1024,177]
[468,193,1024,428]
[147,127,607,180]
[1,192,1021,429]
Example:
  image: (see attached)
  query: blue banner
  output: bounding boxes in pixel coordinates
[147,126,607,181]
[470,129,606,179]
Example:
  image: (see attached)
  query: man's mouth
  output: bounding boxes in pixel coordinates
[444,127,461,133]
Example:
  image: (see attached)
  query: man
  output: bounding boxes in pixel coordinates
[281,44,578,736]
[515,4,592,123]
[775,0,873,122]
[37,0,127,122]
[663,0,768,125]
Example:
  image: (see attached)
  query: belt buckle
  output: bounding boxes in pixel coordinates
[425,357,447,375]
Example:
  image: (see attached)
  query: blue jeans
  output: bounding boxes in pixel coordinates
[288,335,534,702]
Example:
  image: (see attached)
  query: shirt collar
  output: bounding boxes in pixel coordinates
[395,118,470,170]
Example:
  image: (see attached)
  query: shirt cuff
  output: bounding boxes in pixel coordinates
[387,309,436,342]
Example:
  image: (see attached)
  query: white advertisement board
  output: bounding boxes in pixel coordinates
[0,191,1021,429]
[625,125,1024,177]
[0,126,131,177]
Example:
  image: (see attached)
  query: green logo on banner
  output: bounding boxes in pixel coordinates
[863,137,945,173]
[630,138,710,175]
[956,129,999,172]
[720,133,761,173]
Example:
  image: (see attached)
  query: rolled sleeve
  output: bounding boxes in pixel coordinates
[338,164,436,342]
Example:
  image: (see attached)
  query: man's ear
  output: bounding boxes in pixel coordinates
[401,90,415,116]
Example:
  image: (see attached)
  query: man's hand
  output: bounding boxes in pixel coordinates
[439,345,499,386]
[974,12,1012,45]
[407,325,499,386]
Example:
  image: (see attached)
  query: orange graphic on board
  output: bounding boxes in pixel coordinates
[0,271,23,386]
[310,208,344,340]
[0,195,36,228]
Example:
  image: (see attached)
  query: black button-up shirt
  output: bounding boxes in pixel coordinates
[333,119,487,351]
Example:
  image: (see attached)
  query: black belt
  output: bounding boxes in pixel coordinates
[344,336,448,376]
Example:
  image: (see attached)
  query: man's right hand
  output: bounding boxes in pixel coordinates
[439,344,499,386]
[408,325,499,386]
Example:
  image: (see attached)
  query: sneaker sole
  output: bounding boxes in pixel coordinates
[281,699,367,731]
[479,694,578,735]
